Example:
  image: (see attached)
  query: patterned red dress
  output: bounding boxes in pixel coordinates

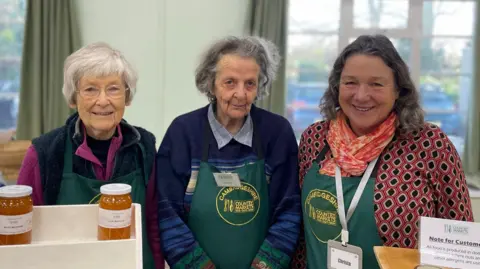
[291,121,474,268]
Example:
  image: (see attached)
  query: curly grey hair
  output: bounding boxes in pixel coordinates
[195,36,280,102]
[62,42,138,105]
[320,34,424,134]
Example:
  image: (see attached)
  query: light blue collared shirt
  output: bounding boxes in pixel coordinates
[207,104,253,149]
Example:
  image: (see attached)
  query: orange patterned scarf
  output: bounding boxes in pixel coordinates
[320,110,397,177]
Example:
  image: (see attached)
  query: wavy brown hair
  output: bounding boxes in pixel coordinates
[320,34,424,134]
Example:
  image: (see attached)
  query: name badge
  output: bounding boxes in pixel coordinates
[327,240,362,269]
[213,173,242,187]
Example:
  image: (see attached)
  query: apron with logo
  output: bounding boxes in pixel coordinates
[187,120,269,269]
[55,132,156,269]
[301,143,384,269]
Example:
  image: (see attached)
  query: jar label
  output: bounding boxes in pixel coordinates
[0,212,33,235]
[98,208,131,229]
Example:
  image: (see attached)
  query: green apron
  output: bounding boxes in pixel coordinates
[187,121,269,269]
[56,133,156,269]
[301,144,384,269]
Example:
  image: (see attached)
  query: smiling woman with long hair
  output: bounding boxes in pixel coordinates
[291,35,473,269]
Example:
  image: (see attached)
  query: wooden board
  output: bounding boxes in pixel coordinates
[374,246,449,269]
[374,246,420,269]
[0,140,30,167]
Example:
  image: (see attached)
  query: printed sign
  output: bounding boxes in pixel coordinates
[419,216,480,269]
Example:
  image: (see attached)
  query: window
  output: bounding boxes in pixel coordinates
[0,0,26,131]
[286,0,340,138]
[286,0,476,158]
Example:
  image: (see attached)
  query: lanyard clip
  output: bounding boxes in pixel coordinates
[341,229,349,246]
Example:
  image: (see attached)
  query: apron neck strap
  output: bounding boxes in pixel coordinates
[252,122,263,159]
[201,120,213,162]
[201,117,263,163]
[63,128,74,174]
[314,141,331,164]
[136,143,150,186]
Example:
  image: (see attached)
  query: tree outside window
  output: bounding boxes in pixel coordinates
[0,0,26,131]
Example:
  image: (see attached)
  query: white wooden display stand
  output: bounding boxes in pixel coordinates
[0,203,143,269]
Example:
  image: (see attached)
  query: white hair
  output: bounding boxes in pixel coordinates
[195,36,281,102]
[62,42,138,105]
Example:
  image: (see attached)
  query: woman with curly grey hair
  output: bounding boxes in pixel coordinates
[156,36,301,269]
[17,42,164,269]
[292,35,473,269]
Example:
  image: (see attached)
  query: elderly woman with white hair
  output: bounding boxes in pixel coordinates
[17,42,164,269]
[156,36,301,269]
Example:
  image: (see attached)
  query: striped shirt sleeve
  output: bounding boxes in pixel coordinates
[156,121,215,269]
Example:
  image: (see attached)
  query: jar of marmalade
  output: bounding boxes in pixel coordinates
[97,183,132,240]
[0,185,33,245]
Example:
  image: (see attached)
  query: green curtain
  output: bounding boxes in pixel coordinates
[247,0,288,116]
[16,0,80,140]
[463,3,480,179]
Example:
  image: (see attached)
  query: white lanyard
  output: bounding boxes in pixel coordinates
[335,157,379,246]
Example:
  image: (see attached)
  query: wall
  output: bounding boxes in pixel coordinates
[472,199,480,221]
[75,0,249,144]
[469,190,480,221]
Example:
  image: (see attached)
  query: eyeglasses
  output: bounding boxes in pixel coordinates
[77,85,129,99]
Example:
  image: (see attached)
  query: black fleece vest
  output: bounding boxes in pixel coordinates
[32,114,156,205]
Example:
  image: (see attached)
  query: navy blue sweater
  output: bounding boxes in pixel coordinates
[156,104,301,268]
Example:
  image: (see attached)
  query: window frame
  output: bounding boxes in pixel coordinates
[289,0,476,88]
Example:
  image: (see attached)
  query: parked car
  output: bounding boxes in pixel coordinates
[0,78,20,130]
[420,83,462,136]
[286,81,462,137]
[0,95,18,130]
[0,79,20,93]
[285,81,327,137]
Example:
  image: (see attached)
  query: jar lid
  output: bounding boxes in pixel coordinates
[0,185,33,198]
[100,183,132,195]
